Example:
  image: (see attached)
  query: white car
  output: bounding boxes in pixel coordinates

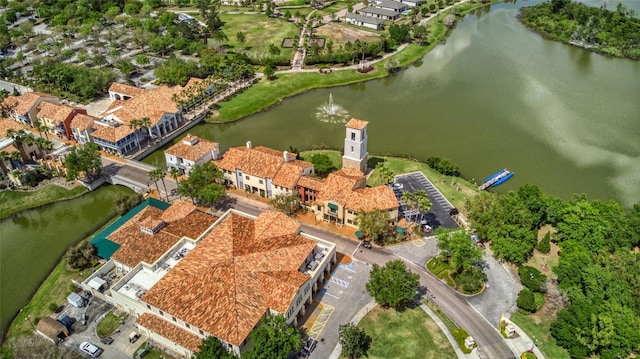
[79,341,103,358]
[391,183,404,190]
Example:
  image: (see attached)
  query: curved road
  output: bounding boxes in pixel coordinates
[230,199,515,359]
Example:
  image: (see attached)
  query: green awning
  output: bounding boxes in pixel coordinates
[355,231,365,239]
[328,203,338,210]
[396,226,406,234]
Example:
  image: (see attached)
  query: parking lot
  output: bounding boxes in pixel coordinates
[394,172,459,230]
[300,256,372,359]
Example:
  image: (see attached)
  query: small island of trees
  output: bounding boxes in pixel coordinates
[518,0,640,59]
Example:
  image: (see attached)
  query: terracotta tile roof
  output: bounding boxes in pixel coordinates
[2,92,56,115]
[349,185,399,212]
[0,144,19,153]
[272,160,313,189]
[345,118,368,130]
[70,114,96,130]
[142,211,315,346]
[137,313,202,352]
[0,118,24,137]
[109,203,217,267]
[301,170,397,212]
[215,145,298,180]
[297,176,325,191]
[36,102,78,125]
[89,123,135,143]
[105,85,181,126]
[108,82,146,98]
[164,135,219,162]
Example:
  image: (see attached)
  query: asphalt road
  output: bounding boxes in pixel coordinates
[394,172,459,229]
[231,199,515,359]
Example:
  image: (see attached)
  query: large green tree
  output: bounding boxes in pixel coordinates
[355,209,390,245]
[269,193,301,216]
[436,230,483,273]
[242,314,301,359]
[177,162,225,205]
[308,153,337,177]
[366,260,419,309]
[192,336,236,359]
[338,323,371,359]
[63,143,102,181]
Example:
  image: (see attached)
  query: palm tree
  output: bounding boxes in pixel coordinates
[34,137,54,158]
[414,189,432,213]
[9,150,23,170]
[169,166,181,188]
[129,119,143,151]
[0,150,9,176]
[6,129,32,161]
[148,168,168,201]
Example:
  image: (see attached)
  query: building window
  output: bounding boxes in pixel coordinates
[185,323,190,329]
[351,132,356,140]
[146,304,151,310]
[259,179,263,184]
[317,205,321,211]
[351,146,354,152]
[199,329,204,335]
[159,310,164,316]
[172,316,176,322]
[245,175,249,180]
[347,219,353,224]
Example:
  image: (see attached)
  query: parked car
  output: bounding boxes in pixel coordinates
[81,313,88,326]
[100,337,114,345]
[363,240,372,249]
[303,337,317,353]
[79,342,103,358]
[129,332,141,343]
[391,183,404,190]
[449,208,459,216]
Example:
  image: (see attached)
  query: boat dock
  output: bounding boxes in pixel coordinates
[478,170,512,191]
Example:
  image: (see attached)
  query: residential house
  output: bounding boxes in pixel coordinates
[92,83,185,156]
[0,118,38,163]
[70,114,98,145]
[375,0,409,12]
[399,0,424,7]
[36,102,87,140]
[214,141,314,198]
[80,201,336,358]
[345,13,386,30]
[359,7,400,21]
[1,92,58,126]
[164,134,221,175]
[34,317,69,344]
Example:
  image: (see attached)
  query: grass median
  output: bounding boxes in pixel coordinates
[510,312,570,359]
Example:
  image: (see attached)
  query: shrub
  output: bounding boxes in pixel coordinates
[536,231,551,254]
[454,267,486,294]
[66,242,98,270]
[519,266,547,292]
[500,320,508,338]
[516,288,537,313]
[426,156,460,176]
[452,328,474,354]
[533,292,545,312]
[48,303,58,312]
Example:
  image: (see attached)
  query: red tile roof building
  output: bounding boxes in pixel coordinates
[1,92,58,126]
[81,207,336,358]
[214,141,314,198]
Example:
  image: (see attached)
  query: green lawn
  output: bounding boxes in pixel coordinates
[219,14,299,55]
[299,149,342,169]
[0,185,87,220]
[96,311,127,338]
[510,312,570,359]
[4,261,92,342]
[357,306,456,359]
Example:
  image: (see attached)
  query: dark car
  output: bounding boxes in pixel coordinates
[303,337,317,353]
[100,337,114,345]
[449,208,459,216]
[363,240,372,249]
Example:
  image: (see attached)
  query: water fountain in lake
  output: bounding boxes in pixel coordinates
[316,93,349,123]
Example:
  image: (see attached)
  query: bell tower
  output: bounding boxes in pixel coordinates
[342,118,369,173]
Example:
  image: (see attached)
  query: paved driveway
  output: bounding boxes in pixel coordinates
[394,172,459,230]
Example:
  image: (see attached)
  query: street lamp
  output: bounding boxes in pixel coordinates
[25,315,36,332]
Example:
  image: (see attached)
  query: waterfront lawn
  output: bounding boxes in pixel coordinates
[5,260,92,342]
[357,306,456,359]
[299,150,342,170]
[0,185,87,220]
[510,312,570,359]
[219,14,298,55]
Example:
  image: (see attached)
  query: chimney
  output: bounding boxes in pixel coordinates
[283,151,290,162]
[182,134,199,146]
[246,141,253,149]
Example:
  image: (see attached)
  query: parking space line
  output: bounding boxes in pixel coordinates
[329,276,350,288]
[317,288,340,300]
[338,263,357,273]
[308,304,335,340]
[412,238,426,247]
